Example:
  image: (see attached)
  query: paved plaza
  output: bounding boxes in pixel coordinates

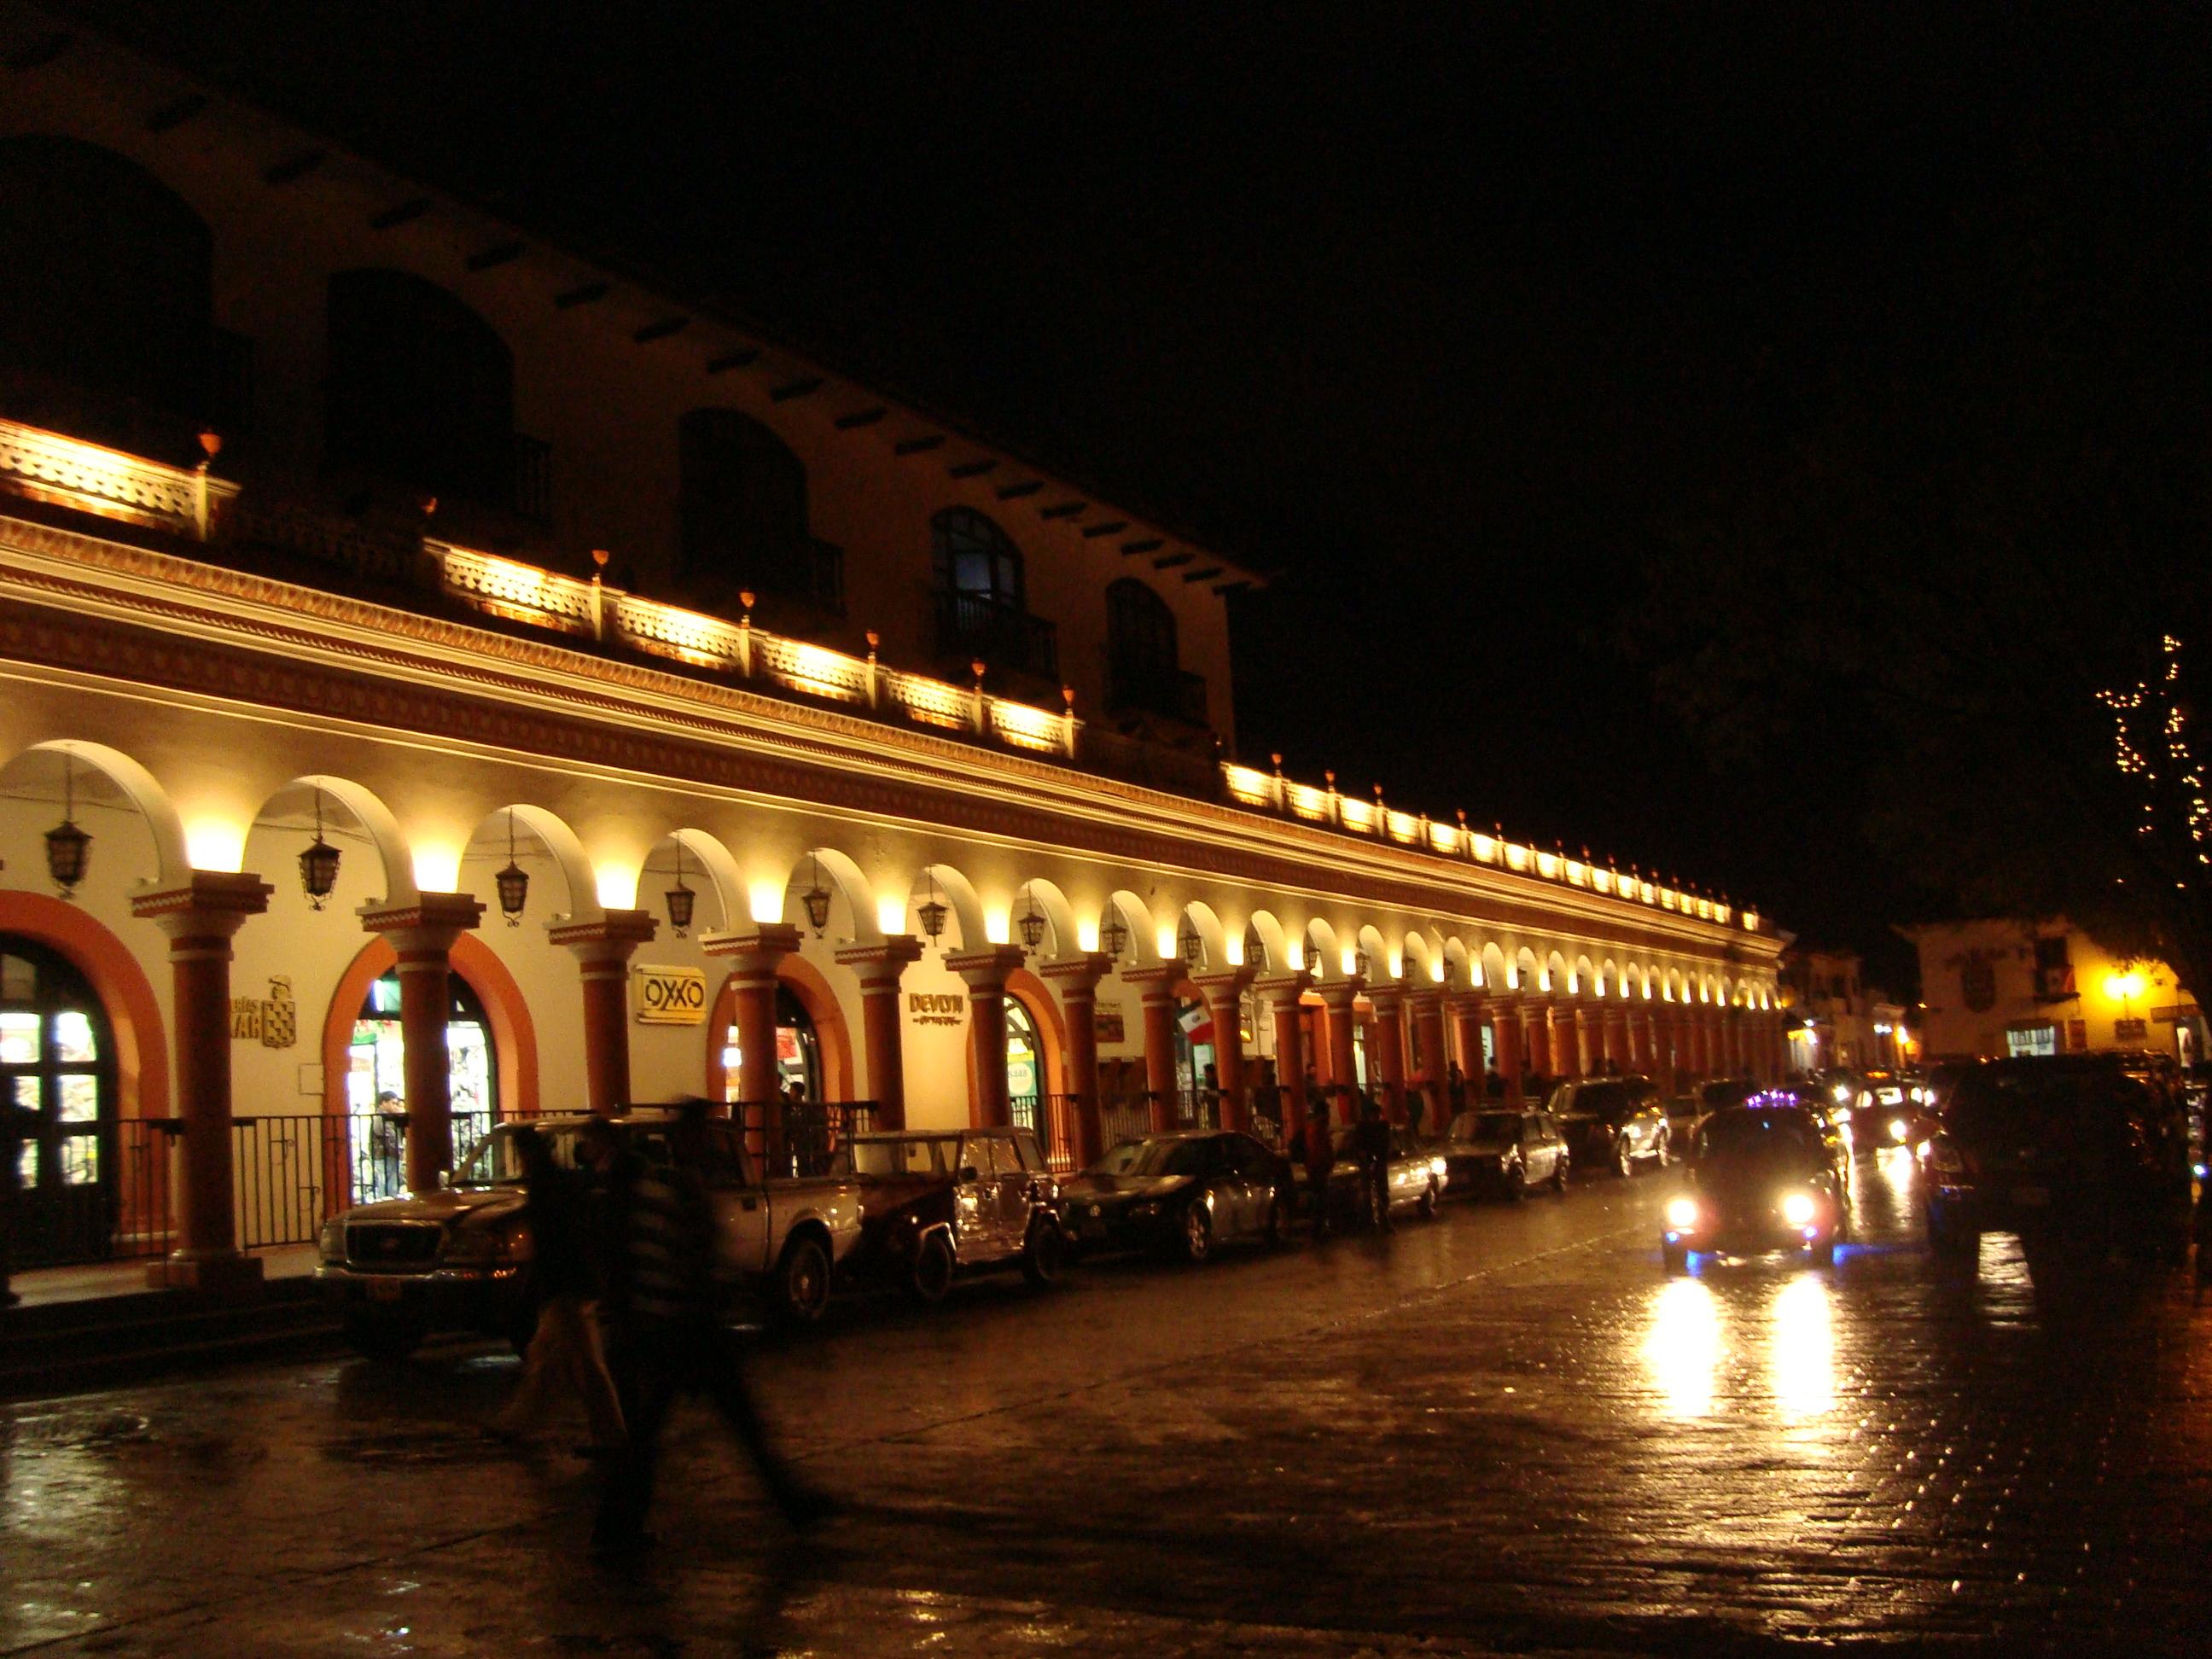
[4,1152,2209,1656]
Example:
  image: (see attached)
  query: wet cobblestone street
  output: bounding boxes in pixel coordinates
[4,1149,2209,1656]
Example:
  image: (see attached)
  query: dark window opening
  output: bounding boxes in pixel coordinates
[0,137,233,451]
[931,509,1056,678]
[678,409,841,612]
[325,270,536,520]
[1107,578,1207,725]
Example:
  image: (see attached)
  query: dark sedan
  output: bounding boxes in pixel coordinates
[1439,1108,1569,1199]
[1920,1054,2192,1267]
[1662,1103,1848,1272]
[1059,1131,1294,1263]
[1547,1076,1672,1176]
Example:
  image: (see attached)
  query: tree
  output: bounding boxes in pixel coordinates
[1640,198,2212,1004]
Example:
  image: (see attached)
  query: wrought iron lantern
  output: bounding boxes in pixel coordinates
[800,852,832,937]
[1179,919,1204,969]
[495,808,529,926]
[917,872,948,945]
[298,788,341,910]
[1015,889,1047,953]
[666,836,696,938]
[44,753,90,899]
[1243,924,1266,972]
[1353,946,1371,980]
[1097,910,1128,963]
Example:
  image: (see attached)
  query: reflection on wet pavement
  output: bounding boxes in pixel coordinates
[3,1144,2210,1655]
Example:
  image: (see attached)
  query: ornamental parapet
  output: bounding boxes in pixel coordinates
[0,410,1773,947]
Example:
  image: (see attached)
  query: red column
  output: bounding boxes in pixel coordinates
[1041,952,1113,1164]
[1121,962,1185,1132]
[363,892,486,1194]
[1572,1004,1595,1077]
[1447,992,1487,1084]
[836,936,927,1128]
[1493,994,1524,1103]
[133,872,271,1295]
[1623,1005,1647,1071]
[1316,979,1364,1124]
[1407,987,1448,1128]
[1522,999,1549,1079]
[1192,969,1253,1132]
[947,944,1027,1128]
[1255,974,1313,1152]
[550,910,658,1116]
[1368,982,1407,1124]
[703,921,801,1103]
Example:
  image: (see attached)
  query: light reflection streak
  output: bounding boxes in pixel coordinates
[1770,1273,1836,1420]
[1644,1276,1720,1417]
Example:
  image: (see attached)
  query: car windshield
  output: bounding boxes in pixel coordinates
[1452,1113,1519,1146]
[844,1136,958,1178]
[1091,1138,1205,1177]
[1696,1109,1823,1172]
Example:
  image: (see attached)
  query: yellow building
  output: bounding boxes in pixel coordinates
[0,12,1784,1289]
[1903,919,2200,1065]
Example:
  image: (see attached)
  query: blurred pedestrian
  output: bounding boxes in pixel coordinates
[1405,1080,1427,1142]
[492,1124,626,1453]
[594,1099,832,1558]
[1251,1059,1284,1147]
[1447,1060,1468,1120]
[1354,1091,1393,1231]
[1484,1066,1506,1102]
[1302,1088,1336,1238]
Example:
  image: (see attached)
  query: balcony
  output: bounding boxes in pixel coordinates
[679,521,845,618]
[1109,658,1208,726]
[934,589,1058,682]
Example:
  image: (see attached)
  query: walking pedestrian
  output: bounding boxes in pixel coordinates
[1302,1088,1336,1239]
[594,1100,833,1558]
[1484,1066,1506,1102]
[1447,1060,1467,1121]
[1354,1091,1394,1231]
[492,1124,626,1453]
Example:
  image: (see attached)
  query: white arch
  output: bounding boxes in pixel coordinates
[257,774,417,906]
[1016,876,1077,958]
[1357,923,1394,982]
[467,803,599,922]
[781,844,883,945]
[1303,917,1343,980]
[1243,909,1290,975]
[15,739,190,887]
[905,863,987,953]
[1178,899,1228,971]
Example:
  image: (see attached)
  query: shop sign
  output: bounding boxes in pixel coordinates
[633,964,707,1025]
[908,992,964,1027]
[1094,1007,1126,1045]
[2115,1017,2149,1042]
[230,975,297,1049]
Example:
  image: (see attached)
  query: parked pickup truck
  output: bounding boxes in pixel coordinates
[316,1109,865,1359]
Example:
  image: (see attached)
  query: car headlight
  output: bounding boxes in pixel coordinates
[1781,1192,1817,1227]
[1889,1117,1911,1144]
[1831,1105,1853,1124]
[1831,1083,1853,1103]
[1429,1157,1447,1178]
[1665,1196,1701,1230]
[319,1218,346,1263]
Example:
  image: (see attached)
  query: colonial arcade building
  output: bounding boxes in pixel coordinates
[0,13,1785,1290]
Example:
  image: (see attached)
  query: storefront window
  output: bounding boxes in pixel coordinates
[2005,1024,2058,1058]
[349,970,498,1198]
[0,937,114,1264]
[720,984,820,1103]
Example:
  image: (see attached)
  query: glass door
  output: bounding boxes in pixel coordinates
[0,939,114,1265]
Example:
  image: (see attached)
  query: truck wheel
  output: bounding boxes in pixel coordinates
[775,1234,833,1324]
[1021,1220,1063,1289]
[905,1231,956,1306]
[344,1308,425,1362]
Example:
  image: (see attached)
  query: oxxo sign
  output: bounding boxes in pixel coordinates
[633,964,708,1025]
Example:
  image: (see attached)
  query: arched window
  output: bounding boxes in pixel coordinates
[0,937,115,1266]
[325,270,516,512]
[347,968,499,1200]
[0,137,214,444]
[1108,578,1178,674]
[932,509,1025,608]
[679,409,810,575]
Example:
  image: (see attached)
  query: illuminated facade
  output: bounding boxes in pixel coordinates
[0,14,1783,1288]
[1905,920,2201,1066]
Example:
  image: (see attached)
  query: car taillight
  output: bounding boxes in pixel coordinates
[1923,1138,1969,1179]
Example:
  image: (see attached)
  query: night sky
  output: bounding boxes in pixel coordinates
[66,2,2212,993]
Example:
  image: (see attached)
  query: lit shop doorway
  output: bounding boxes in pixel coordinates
[0,937,115,1265]
[719,985,822,1105]
[348,969,498,1199]
[1006,993,1043,1139]
[1173,997,1215,1120]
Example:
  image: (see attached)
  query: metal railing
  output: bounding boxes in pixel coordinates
[1108,659,1208,725]
[732,1097,878,1179]
[934,589,1059,680]
[1010,1093,1080,1172]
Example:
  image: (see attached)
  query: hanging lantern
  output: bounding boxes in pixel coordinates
[44,753,90,898]
[1179,918,1203,969]
[917,872,948,944]
[298,789,341,910]
[1243,923,1266,970]
[1353,946,1371,980]
[800,851,832,937]
[1098,910,1128,962]
[495,808,529,926]
[666,836,696,938]
[1016,889,1047,953]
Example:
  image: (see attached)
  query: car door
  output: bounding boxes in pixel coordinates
[707,1124,771,1277]
[951,1132,993,1259]
[1212,1135,1261,1237]
[978,1133,1027,1259]
[1520,1112,1554,1182]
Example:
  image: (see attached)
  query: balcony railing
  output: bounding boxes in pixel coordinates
[0,412,1773,937]
[934,588,1058,681]
[1109,658,1208,725]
